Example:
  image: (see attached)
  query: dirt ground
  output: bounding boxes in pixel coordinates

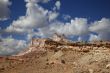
[0,44,110,73]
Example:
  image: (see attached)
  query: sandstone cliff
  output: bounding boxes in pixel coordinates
[0,34,110,73]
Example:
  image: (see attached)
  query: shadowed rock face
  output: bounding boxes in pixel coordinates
[0,34,110,73]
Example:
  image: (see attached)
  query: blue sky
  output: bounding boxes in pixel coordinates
[0,0,110,55]
[1,0,110,29]
[13,0,110,19]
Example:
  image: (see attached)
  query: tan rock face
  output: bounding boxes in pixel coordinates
[52,33,71,43]
[106,64,110,69]
[16,34,110,57]
[48,50,64,64]
[1,34,110,73]
[17,35,65,56]
[31,38,47,47]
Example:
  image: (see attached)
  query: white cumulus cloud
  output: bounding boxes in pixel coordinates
[5,0,60,34]
[55,1,61,10]
[49,18,89,36]
[6,0,49,33]
[0,36,27,55]
[1,0,110,56]
[48,11,59,22]
[89,18,110,41]
[89,34,100,41]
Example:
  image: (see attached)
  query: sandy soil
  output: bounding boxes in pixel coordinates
[0,44,110,73]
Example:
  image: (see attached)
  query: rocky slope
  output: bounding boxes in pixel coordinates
[0,34,110,73]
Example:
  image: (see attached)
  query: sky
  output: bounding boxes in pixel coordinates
[0,0,110,55]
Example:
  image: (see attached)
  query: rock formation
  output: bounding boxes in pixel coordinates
[16,33,72,56]
[16,33,110,56]
[1,34,110,73]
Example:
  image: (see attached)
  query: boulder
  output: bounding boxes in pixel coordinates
[48,50,64,64]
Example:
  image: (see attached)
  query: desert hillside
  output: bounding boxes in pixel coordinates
[0,34,110,73]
